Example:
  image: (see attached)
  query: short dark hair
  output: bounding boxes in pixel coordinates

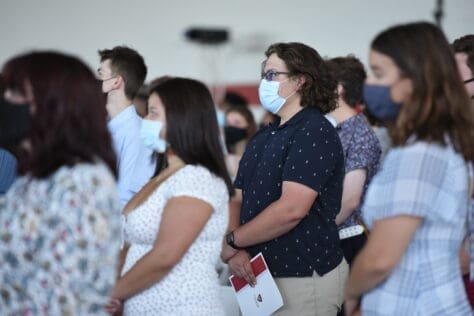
[263,42,337,114]
[452,34,474,76]
[224,92,248,107]
[2,51,117,178]
[326,56,366,108]
[98,46,147,100]
[150,78,234,197]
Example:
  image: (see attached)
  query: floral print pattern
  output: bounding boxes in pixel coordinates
[0,163,120,315]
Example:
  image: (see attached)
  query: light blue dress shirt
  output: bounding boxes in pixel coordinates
[108,106,155,208]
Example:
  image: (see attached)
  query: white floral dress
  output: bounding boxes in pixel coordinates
[0,163,120,315]
[122,165,229,315]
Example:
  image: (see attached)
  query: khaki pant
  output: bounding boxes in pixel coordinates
[272,258,348,316]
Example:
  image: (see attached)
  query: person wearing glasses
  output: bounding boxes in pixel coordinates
[452,34,474,309]
[97,46,155,208]
[221,42,348,315]
[453,35,474,102]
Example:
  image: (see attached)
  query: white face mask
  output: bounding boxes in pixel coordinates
[258,79,296,114]
[140,119,167,153]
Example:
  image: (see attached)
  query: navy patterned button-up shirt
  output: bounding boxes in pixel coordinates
[234,107,345,277]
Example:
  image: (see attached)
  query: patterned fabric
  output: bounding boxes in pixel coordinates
[122,165,228,315]
[336,113,381,228]
[470,186,474,281]
[0,148,17,194]
[108,106,155,207]
[0,163,120,316]
[361,141,472,315]
[235,107,345,277]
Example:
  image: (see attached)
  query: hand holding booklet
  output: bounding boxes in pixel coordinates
[229,253,284,316]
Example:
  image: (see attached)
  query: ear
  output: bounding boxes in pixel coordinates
[296,74,306,89]
[113,75,124,89]
[337,84,345,99]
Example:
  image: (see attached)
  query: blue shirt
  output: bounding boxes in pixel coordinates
[362,140,471,315]
[336,113,381,228]
[235,107,345,277]
[108,106,155,208]
[0,148,17,194]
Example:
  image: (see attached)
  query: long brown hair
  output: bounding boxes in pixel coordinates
[150,78,234,197]
[2,51,117,178]
[372,22,474,161]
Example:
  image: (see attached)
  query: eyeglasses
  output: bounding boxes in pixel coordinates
[261,70,290,81]
[464,78,474,84]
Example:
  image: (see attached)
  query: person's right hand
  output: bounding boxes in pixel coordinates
[105,297,123,315]
[228,250,256,286]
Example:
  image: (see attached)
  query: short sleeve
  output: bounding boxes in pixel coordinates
[345,131,380,174]
[168,166,226,212]
[234,161,244,190]
[363,143,451,223]
[282,124,342,193]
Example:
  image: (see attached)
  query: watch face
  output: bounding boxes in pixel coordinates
[226,232,234,244]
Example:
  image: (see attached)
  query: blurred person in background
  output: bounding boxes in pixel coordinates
[453,33,474,310]
[326,56,381,266]
[224,105,257,179]
[0,74,18,194]
[98,46,155,207]
[0,51,120,315]
[453,35,474,102]
[344,22,474,315]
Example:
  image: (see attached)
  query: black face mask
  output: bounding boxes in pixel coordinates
[0,98,32,148]
[224,126,247,147]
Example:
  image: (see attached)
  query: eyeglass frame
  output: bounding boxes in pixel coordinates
[261,69,291,81]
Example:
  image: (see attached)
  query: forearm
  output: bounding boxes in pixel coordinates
[345,250,391,299]
[234,201,303,247]
[335,203,357,225]
[112,251,173,300]
[227,198,242,232]
[115,243,130,280]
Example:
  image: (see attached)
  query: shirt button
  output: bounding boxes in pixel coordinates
[271,131,276,135]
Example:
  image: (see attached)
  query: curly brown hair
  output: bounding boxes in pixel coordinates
[263,42,337,114]
[372,22,474,162]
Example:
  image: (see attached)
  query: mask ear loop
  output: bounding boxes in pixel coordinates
[279,77,300,100]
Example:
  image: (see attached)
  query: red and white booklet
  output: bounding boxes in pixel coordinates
[229,253,284,316]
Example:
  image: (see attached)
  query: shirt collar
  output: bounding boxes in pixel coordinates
[270,107,316,129]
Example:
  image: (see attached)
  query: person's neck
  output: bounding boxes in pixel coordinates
[165,151,185,168]
[106,90,133,119]
[330,101,358,125]
[278,96,304,126]
[233,140,247,156]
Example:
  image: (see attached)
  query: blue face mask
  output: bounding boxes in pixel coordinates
[140,119,167,153]
[258,79,296,114]
[216,110,225,128]
[363,84,402,122]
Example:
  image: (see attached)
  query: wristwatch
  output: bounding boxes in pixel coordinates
[225,231,241,250]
